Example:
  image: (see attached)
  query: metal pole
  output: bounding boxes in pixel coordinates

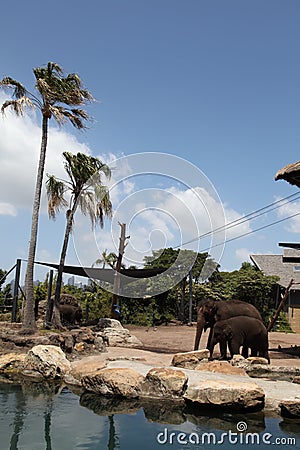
[12,259,21,323]
[189,269,193,323]
[45,270,54,325]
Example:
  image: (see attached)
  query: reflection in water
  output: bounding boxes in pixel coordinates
[9,385,26,450]
[44,398,53,450]
[0,381,299,450]
[107,415,119,450]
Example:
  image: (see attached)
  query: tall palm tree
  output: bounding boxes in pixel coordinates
[46,151,112,328]
[0,62,93,333]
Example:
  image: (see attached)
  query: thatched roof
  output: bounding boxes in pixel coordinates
[275,161,300,188]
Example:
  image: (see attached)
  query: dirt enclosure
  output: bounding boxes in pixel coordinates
[0,322,299,368]
[126,323,300,367]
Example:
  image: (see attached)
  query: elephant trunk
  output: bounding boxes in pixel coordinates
[194,309,206,350]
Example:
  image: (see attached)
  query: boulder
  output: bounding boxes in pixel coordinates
[93,319,142,347]
[0,353,26,371]
[172,350,210,369]
[82,367,144,397]
[246,357,269,365]
[231,356,300,379]
[23,345,71,379]
[280,401,300,418]
[141,368,188,399]
[184,380,265,412]
[292,376,300,384]
[196,361,247,376]
[96,318,124,330]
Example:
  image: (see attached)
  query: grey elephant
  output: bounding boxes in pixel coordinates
[211,316,270,363]
[194,298,263,359]
[59,304,82,325]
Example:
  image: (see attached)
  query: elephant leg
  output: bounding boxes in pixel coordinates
[218,338,228,360]
[206,326,214,350]
[242,346,249,358]
[250,348,258,357]
[194,319,205,351]
[228,340,240,358]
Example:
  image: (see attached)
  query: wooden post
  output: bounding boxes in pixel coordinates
[110,223,130,319]
[12,259,21,323]
[45,270,54,325]
[267,278,294,332]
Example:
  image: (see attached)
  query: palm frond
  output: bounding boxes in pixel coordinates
[79,191,96,227]
[0,77,27,98]
[1,97,35,116]
[61,109,87,129]
[46,175,68,219]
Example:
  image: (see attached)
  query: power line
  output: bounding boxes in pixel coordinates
[200,210,300,253]
[174,191,300,249]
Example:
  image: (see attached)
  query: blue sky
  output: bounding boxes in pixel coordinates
[1,0,300,286]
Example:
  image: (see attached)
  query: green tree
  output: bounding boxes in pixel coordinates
[94,250,119,269]
[0,62,93,333]
[143,248,218,321]
[46,151,112,328]
[207,262,279,322]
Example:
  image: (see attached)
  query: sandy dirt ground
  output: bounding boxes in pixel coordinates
[71,324,300,377]
[126,324,300,367]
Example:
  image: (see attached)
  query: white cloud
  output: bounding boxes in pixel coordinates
[0,202,17,216]
[276,197,300,233]
[0,93,94,214]
[235,248,252,264]
[72,181,253,270]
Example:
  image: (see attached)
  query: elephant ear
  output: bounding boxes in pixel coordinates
[222,324,233,339]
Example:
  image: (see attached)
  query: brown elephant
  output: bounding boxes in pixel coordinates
[194,298,263,359]
[211,316,270,363]
[59,304,82,325]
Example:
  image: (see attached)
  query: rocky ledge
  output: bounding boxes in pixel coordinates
[1,344,300,417]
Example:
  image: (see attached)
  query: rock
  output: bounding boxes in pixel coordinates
[141,368,188,399]
[82,368,144,397]
[292,376,300,384]
[93,319,142,347]
[231,354,246,364]
[21,370,44,382]
[0,353,26,371]
[280,401,300,418]
[23,345,71,379]
[196,361,247,376]
[184,380,265,412]
[246,357,269,365]
[94,336,107,352]
[74,342,84,352]
[94,318,124,331]
[231,356,300,379]
[63,335,74,353]
[172,350,210,369]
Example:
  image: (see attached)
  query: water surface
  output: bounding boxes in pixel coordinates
[0,381,299,449]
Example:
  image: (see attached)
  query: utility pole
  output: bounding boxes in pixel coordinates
[267,278,294,332]
[110,223,130,319]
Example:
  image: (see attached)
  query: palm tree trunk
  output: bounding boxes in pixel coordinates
[52,197,79,328]
[22,115,48,334]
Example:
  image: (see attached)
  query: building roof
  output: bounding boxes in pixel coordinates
[275,160,300,188]
[250,250,300,290]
